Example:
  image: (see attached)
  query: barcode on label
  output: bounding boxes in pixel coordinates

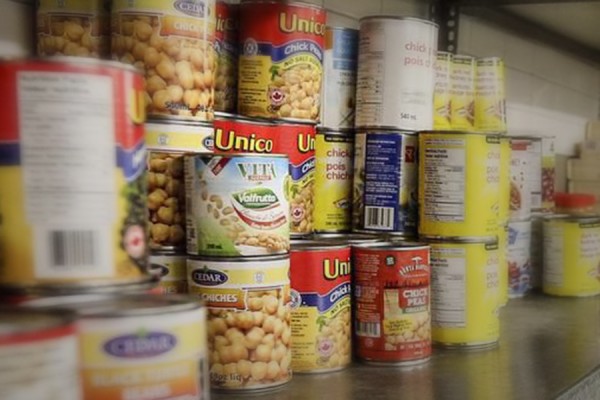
[50,231,98,269]
[364,206,394,230]
[356,322,381,338]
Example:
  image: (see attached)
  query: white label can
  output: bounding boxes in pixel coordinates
[507,219,532,298]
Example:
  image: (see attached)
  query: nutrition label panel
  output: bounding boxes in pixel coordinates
[543,225,563,286]
[423,138,466,222]
[355,25,385,126]
[431,247,466,327]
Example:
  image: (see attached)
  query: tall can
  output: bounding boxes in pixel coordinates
[450,55,476,131]
[427,238,500,348]
[320,27,359,130]
[418,132,501,239]
[214,1,239,113]
[509,137,533,221]
[290,242,352,373]
[433,51,452,130]
[0,59,149,291]
[353,242,431,365]
[526,136,543,213]
[238,1,326,121]
[355,17,438,131]
[112,0,217,121]
[507,219,532,298]
[314,129,354,233]
[474,57,506,133]
[352,131,367,231]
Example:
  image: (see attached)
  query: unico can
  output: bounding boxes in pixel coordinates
[215,1,239,113]
[0,59,148,290]
[290,242,352,373]
[509,137,533,221]
[543,215,600,297]
[149,252,188,294]
[508,219,532,298]
[238,1,326,121]
[450,55,476,131]
[314,129,354,233]
[428,238,500,348]
[433,51,452,130]
[418,132,501,238]
[353,242,431,365]
[474,57,506,133]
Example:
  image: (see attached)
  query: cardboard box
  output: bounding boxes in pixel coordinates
[567,158,600,181]
[586,121,600,141]
[578,140,600,160]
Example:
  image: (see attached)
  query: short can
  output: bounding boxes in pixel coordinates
[0,58,148,290]
[146,118,215,153]
[27,294,210,400]
[238,1,326,121]
[37,0,110,58]
[320,27,359,130]
[352,131,367,231]
[111,0,217,121]
[507,219,532,298]
[355,16,438,131]
[450,55,476,131]
[187,255,292,390]
[474,57,506,133]
[185,153,290,256]
[543,215,600,297]
[214,1,239,113]
[433,51,452,130]
[418,131,501,238]
[498,137,511,225]
[509,137,533,221]
[359,130,419,235]
[314,129,354,233]
[290,241,352,373]
[149,252,188,294]
[353,242,431,365]
[0,308,81,400]
[213,115,316,236]
[426,238,500,348]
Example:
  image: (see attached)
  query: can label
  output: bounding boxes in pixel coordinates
[238,2,326,121]
[474,57,506,133]
[450,55,475,131]
[497,224,508,306]
[419,133,500,238]
[509,138,532,221]
[354,246,431,363]
[214,1,239,113]
[352,132,366,231]
[37,0,110,59]
[185,155,290,256]
[430,241,500,346]
[433,51,452,130]
[213,118,316,236]
[0,60,148,285]
[146,120,214,153]
[541,137,556,212]
[508,220,532,297]
[530,215,544,289]
[187,257,292,389]
[543,219,600,296]
[498,138,511,224]
[362,132,418,234]
[290,246,352,372]
[149,253,188,294]
[313,132,353,232]
[112,0,217,121]
[320,28,358,129]
[80,308,209,400]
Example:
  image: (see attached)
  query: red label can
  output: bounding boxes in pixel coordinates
[353,242,431,365]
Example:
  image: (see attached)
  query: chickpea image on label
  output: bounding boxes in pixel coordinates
[290,180,314,235]
[271,64,322,121]
[37,14,109,58]
[383,314,431,351]
[313,308,352,369]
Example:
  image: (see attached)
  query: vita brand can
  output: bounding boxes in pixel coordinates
[433,51,452,130]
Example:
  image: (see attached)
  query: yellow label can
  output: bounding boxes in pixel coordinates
[146,119,214,153]
[313,130,354,233]
[433,51,452,130]
[474,57,506,133]
[543,216,600,297]
[497,224,508,306]
[498,137,511,225]
[450,55,476,131]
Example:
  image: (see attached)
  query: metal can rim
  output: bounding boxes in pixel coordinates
[542,214,600,223]
[356,126,418,134]
[316,127,354,135]
[419,130,503,137]
[240,0,324,12]
[187,152,289,159]
[0,307,77,336]
[419,235,498,244]
[352,241,429,250]
[188,254,289,262]
[290,240,350,251]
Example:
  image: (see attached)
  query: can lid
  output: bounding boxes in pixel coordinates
[419,235,498,244]
[356,127,417,135]
[316,127,354,135]
[291,240,349,251]
[352,241,429,250]
[543,213,600,223]
[0,308,76,336]
[555,192,596,209]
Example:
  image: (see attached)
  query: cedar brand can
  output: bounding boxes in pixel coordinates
[498,137,511,224]
[238,1,326,121]
[37,0,110,58]
[497,223,508,306]
[360,130,419,235]
[419,132,501,238]
[433,51,452,130]
[543,215,600,297]
[450,55,476,131]
[474,57,506,133]
[314,129,354,233]
[352,131,366,231]
[27,294,209,400]
[111,0,217,121]
[149,252,188,294]
[215,1,239,113]
[0,58,148,290]
[353,242,431,365]
[187,255,292,390]
[146,118,215,153]
[290,241,352,373]
[509,137,533,221]
[213,114,316,237]
[355,17,438,131]
[428,238,500,348]
[0,308,80,400]
[185,154,290,256]
[320,27,359,130]
[507,220,532,298]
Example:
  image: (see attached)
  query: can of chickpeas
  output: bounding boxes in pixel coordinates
[290,241,352,373]
[314,129,354,233]
[0,58,149,291]
[509,137,533,221]
[185,153,290,256]
[353,242,431,365]
[37,0,110,58]
[149,252,188,294]
[214,1,239,113]
[352,131,366,231]
[507,219,532,298]
[146,118,215,153]
[433,51,452,130]
[111,0,217,121]
[187,255,292,390]
[238,1,326,122]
